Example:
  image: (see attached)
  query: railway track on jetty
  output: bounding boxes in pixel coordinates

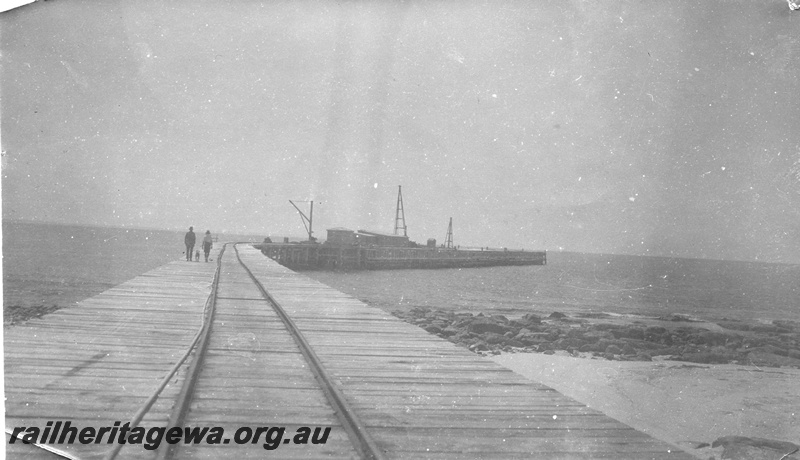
[6,243,694,459]
[106,242,384,459]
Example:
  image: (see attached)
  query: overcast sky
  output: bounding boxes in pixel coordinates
[2,0,799,263]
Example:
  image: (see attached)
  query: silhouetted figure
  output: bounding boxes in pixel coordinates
[202,230,213,262]
[184,226,196,261]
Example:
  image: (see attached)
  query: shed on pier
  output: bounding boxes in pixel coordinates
[326,228,356,246]
[357,230,409,247]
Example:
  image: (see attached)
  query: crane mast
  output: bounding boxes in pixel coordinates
[394,186,407,237]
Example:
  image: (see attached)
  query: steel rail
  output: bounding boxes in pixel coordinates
[155,244,227,460]
[102,246,225,460]
[233,243,387,460]
[9,249,226,460]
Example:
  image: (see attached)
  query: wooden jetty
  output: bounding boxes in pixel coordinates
[4,257,219,459]
[256,243,546,271]
[5,244,691,459]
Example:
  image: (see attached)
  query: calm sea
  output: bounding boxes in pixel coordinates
[304,252,800,324]
[4,221,798,323]
[2,221,260,310]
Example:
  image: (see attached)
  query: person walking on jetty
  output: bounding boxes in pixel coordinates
[202,230,213,262]
[184,226,196,261]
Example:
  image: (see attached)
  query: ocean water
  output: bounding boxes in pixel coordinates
[4,221,798,324]
[304,252,800,324]
[1,221,260,310]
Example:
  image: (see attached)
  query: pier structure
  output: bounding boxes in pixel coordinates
[6,244,688,459]
[276,185,547,271]
[258,242,546,270]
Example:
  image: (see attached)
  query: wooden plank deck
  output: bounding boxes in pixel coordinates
[4,244,695,459]
[236,246,694,459]
[4,256,219,460]
[174,245,358,459]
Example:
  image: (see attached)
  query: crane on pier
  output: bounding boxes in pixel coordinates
[394,186,407,237]
[289,200,315,242]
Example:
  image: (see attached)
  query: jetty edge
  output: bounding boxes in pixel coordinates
[255,228,546,270]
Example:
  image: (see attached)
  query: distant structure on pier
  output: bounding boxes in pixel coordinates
[258,186,546,270]
[394,185,407,237]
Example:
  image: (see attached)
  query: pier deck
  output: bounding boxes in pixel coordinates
[5,245,692,459]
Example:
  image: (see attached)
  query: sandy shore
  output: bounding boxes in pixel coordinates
[390,307,800,457]
[492,352,800,459]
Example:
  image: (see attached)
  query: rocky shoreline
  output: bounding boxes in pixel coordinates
[3,304,63,326]
[391,306,800,369]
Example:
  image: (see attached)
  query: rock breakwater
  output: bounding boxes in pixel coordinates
[391,307,800,368]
